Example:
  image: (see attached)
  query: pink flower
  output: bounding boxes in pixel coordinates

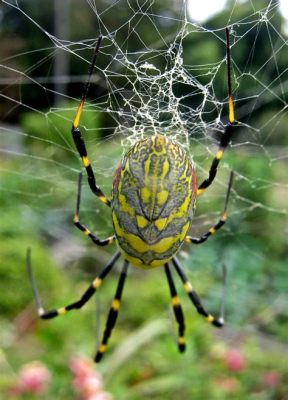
[262,371,281,388]
[86,393,113,400]
[70,356,96,379]
[10,361,51,395]
[69,355,113,400]
[224,348,246,372]
[73,374,102,396]
[215,377,240,393]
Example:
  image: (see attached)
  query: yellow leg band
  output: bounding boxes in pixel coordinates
[98,344,106,354]
[93,278,102,289]
[206,315,214,323]
[172,296,180,306]
[216,149,224,160]
[228,96,235,123]
[184,282,193,293]
[99,195,109,205]
[112,299,121,310]
[178,336,185,345]
[73,101,84,128]
[82,156,90,167]
[197,188,205,196]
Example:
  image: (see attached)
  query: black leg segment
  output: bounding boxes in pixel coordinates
[197,28,236,196]
[27,249,121,320]
[164,263,186,352]
[95,261,129,362]
[71,36,110,207]
[186,171,234,244]
[74,172,115,246]
[172,257,224,327]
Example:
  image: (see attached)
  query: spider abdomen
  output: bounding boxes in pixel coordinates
[112,135,197,268]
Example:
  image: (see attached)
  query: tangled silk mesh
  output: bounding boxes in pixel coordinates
[1,0,288,234]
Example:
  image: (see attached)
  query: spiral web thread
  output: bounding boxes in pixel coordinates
[0,0,287,231]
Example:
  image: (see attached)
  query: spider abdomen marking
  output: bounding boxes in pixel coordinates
[112,135,197,268]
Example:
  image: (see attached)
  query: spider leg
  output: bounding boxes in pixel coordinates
[74,172,115,246]
[95,260,129,362]
[197,28,236,196]
[164,263,186,352]
[71,36,110,207]
[186,171,233,244]
[27,249,121,319]
[172,257,226,327]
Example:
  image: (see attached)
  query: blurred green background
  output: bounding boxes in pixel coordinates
[1,0,288,399]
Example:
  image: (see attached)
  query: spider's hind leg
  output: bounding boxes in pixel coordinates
[172,257,226,327]
[164,263,186,352]
[26,248,121,320]
[95,260,129,362]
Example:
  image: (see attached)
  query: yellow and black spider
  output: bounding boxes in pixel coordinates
[27,28,236,362]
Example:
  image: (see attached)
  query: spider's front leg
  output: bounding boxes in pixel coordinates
[197,28,236,196]
[186,171,234,245]
[71,36,110,207]
[73,172,115,246]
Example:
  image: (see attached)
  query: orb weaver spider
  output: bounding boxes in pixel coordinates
[27,28,236,362]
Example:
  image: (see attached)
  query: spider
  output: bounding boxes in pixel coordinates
[27,28,236,363]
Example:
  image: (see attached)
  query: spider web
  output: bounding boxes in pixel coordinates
[0,0,288,323]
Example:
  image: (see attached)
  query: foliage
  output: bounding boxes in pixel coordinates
[20,102,102,162]
[1,134,288,399]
